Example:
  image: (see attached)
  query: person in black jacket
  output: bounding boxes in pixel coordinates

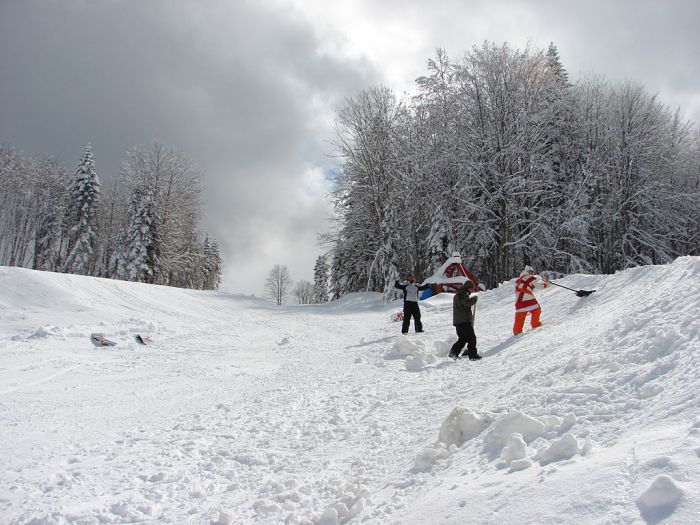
[394,273,431,334]
[449,280,481,360]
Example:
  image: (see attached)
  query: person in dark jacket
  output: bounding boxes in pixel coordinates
[394,273,431,334]
[449,280,482,360]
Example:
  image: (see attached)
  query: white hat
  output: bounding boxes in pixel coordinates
[520,265,535,276]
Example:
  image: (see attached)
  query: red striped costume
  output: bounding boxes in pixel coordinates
[513,267,548,335]
[515,275,541,312]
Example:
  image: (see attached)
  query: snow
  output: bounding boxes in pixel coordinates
[1,257,699,524]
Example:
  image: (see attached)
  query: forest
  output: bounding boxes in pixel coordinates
[323,42,700,301]
[3,42,698,300]
[0,141,222,290]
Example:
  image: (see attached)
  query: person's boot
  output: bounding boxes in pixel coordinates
[448,352,462,360]
[468,354,482,361]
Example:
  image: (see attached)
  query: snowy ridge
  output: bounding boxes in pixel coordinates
[0,258,699,524]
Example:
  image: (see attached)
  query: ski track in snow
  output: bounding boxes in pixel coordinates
[0,258,699,524]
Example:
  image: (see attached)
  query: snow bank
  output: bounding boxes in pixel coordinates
[1,257,699,525]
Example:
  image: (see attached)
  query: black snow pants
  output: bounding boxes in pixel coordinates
[450,322,477,358]
[401,301,422,334]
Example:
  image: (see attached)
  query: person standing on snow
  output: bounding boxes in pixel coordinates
[513,265,548,335]
[394,273,430,334]
[449,280,481,360]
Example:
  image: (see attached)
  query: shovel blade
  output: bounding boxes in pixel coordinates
[576,290,595,297]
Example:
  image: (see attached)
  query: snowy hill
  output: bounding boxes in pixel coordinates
[1,258,699,525]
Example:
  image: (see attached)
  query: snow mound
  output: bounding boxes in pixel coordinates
[636,475,684,522]
[498,433,531,471]
[383,336,438,371]
[483,409,546,452]
[438,407,492,447]
[534,432,580,465]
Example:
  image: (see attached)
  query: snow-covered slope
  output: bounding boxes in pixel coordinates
[1,258,698,524]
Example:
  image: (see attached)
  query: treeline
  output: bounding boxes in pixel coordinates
[324,42,700,300]
[263,257,331,305]
[0,141,222,290]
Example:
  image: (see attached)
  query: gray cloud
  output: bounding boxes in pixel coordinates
[0,0,376,294]
[2,0,698,295]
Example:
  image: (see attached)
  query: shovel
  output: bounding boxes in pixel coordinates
[549,281,596,297]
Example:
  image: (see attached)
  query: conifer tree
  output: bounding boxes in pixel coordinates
[312,254,329,303]
[62,143,101,275]
[202,236,223,290]
[120,187,160,283]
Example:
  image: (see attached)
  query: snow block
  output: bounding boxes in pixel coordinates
[534,433,579,465]
[483,410,545,451]
[413,446,450,473]
[318,507,339,525]
[438,407,492,447]
[636,475,683,523]
[499,433,529,469]
[214,511,233,525]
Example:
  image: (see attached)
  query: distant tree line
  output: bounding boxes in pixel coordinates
[264,255,330,305]
[323,42,700,301]
[0,141,222,290]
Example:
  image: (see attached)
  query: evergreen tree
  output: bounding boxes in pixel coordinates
[62,143,101,275]
[119,187,160,283]
[202,236,223,290]
[312,254,329,303]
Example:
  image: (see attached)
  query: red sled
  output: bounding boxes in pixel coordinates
[390,310,404,322]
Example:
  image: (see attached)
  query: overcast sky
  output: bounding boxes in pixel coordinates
[1,0,698,296]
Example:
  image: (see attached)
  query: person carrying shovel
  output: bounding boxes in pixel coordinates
[513,265,548,335]
[449,280,481,360]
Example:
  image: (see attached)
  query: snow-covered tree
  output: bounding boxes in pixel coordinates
[94,178,128,277]
[325,41,700,297]
[62,143,101,275]
[293,280,314,304]
[32,157,71,271]
[0,140,222,290]
[0,147,70,269]
[113,187,160,283]
[119,142,202,285]
[312,254,329,303]
[201,236,223,290]
[265,264,293,305]
[330,87,409,299]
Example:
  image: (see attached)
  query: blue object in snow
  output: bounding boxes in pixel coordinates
[420,288,433,300]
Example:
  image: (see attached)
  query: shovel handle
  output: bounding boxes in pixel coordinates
[550,281,577,292]
[551,281,595,297]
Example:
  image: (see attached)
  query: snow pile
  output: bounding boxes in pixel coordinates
[438,407,492,447]
[637,475,685,522]
[499,433,531,471]
[383,335,439,371]
[1,257,699,524]
[483,409,546,450]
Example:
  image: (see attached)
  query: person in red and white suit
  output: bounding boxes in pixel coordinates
[513,265,548,335]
